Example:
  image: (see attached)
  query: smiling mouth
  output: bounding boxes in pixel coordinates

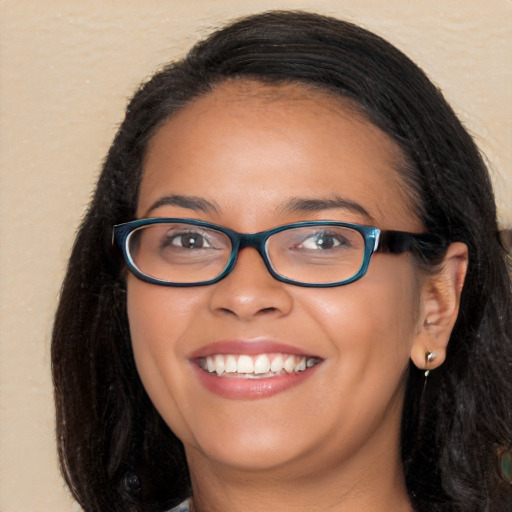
[197,353,322,378]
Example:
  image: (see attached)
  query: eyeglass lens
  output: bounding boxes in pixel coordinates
[127,222,366,285]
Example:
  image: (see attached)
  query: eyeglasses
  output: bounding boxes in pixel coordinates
[112,218,446,287]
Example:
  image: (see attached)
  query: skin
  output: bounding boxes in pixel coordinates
[127,80,467,512]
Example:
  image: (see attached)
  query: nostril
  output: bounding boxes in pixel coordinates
[257,307,279,315]
[218,307,238,317]
[217,306,278,317]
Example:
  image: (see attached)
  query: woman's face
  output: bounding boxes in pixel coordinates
[127,81,427,478]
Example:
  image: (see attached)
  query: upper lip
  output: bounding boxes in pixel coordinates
[189,339,322,360]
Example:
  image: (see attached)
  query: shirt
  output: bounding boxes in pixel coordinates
[167,498,191,512]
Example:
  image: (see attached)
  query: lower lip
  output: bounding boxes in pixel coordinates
[191,363,320,400]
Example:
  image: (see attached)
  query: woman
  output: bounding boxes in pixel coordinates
[52,11,512,512]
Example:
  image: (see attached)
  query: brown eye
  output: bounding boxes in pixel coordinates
[297,231,350,251]
[160,230,214,251]
[172,233,208,249]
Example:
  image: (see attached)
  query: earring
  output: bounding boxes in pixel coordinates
[424,350,437,378]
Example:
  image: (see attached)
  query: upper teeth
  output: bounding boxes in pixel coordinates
[199,353,319,377]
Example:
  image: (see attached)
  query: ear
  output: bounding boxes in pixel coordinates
[410,242,468,371]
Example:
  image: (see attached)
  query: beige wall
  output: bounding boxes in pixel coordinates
[0,1,510,510]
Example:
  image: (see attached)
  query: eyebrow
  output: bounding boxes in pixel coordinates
[145,193,373,222]
[145,194,219,215]
[281,196,374,222]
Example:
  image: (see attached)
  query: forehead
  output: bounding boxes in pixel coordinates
[139,80,420,231]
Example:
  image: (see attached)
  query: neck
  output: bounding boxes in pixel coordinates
[189,466,412,512]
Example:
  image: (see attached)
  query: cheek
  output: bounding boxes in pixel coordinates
[304,257,422,383]
[126,277,208,439]
[127,276,206,349]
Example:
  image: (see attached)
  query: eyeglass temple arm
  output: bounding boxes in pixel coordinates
[377,231,448,263]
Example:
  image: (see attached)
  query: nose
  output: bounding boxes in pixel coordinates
[208,246,294,321]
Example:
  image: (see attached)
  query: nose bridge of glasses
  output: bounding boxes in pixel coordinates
[221,231,275,279]
[234,232,269,263]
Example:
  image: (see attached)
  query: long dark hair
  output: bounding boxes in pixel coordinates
[52,11,512,512]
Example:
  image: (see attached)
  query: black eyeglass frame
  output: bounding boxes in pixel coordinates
[112,218,447,288]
